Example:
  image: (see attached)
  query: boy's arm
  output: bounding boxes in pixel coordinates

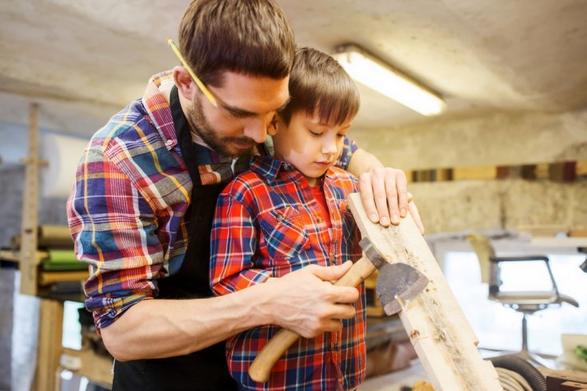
[209,191,270,295]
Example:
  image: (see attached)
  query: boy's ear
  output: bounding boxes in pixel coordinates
[172,66,196,102]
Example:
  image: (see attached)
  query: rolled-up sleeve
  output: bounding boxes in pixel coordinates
[210,189,270,296]
[336,136,359,170]
[67,141,164,330]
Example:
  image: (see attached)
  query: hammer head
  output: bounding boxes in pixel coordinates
[360,237,429,316]
[376,262,429,315]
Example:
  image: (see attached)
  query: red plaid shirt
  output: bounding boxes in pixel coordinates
[210,156,366,390]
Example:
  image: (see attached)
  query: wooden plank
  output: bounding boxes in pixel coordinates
[0,250,49,263]
[348,193,502,391]
[34,299,63,391]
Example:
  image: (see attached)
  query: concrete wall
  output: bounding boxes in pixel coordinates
[350,108,587,170]
[409,180,587,234]
[349,109,587,234]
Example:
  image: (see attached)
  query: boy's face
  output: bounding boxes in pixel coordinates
[273,110,352,186]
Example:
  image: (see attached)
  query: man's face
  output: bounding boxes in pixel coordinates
[186,71,290,157]
[273,110,352,186]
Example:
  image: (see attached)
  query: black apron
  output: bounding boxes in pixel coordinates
[112,86,238,391]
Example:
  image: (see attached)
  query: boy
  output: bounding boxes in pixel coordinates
[210,48,365,390]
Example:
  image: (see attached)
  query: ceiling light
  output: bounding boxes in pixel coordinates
[333,44,445,116]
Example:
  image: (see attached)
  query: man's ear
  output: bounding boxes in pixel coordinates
[172,66,195,101]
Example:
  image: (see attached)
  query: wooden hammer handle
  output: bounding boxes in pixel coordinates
[248,256,376,383]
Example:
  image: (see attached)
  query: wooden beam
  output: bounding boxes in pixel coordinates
[34,299,63,391]
[20,102,41,296]
[348,193,502,391]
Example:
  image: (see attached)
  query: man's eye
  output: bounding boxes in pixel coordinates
[336,133,345,139]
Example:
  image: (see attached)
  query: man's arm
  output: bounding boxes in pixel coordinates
[348,148,424,233]
[100,262,357,361]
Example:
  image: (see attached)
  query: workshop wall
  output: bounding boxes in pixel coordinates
[409,180,587,234]
[350,108,587,234]
[350,108,587,170]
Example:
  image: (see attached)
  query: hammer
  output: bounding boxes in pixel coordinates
[248,237,429,383]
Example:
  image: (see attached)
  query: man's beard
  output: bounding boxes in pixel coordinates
[187,96,255,157]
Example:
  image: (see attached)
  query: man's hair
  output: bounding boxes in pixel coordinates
[178,0,295,87]
[280,47,360,125]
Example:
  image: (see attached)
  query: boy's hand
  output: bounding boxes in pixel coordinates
[263,262,359,338]
[359,167,424,233]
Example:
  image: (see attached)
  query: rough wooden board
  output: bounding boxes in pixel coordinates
[348,193,502,391]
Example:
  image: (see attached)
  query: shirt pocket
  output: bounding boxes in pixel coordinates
[258,206,310,262]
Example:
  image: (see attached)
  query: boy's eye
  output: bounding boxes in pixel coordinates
[336,133,345,139]
[309,129,322,136]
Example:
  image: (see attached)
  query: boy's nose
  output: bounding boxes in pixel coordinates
[322,138,338,156]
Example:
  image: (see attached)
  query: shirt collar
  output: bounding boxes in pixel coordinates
[142,70,178,151]
[249,156,301,183]
[250,155,341,186]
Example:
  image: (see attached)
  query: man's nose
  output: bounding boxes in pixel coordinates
[243,119,268,144]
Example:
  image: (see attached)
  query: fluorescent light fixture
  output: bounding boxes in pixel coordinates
[333,44,445,116]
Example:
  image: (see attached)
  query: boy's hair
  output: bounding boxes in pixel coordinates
[178,0,295,87]
[280,47,360,125]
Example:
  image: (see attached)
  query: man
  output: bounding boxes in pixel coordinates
[67,0,422,389]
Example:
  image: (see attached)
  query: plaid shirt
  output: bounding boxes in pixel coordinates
[210,156,366,391]
[66,70,358,330]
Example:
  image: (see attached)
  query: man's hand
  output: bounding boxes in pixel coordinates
[347,148,424,233]
[359,167,424,233]
[262,262,359,338]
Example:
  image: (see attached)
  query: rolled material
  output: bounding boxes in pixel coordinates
[38,225,73,247]
[42,249,83,271]
[11,225,73,248]
[42,133,88,198]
